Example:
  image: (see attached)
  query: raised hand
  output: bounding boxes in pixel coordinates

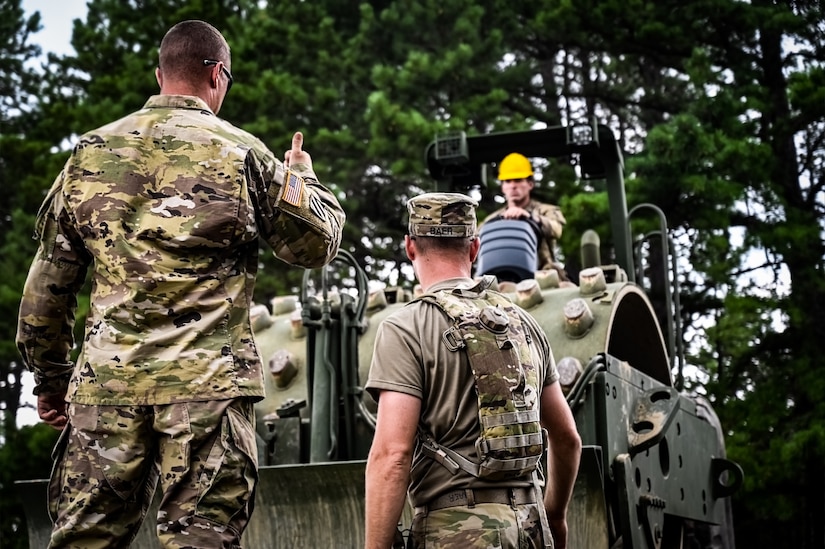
[284,131,313,170]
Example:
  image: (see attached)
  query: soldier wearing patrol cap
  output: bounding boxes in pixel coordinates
[407,191,478,239]
[365,192,581,549]
[16,19,344,548]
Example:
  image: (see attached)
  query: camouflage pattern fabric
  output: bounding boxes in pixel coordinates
[482,199,565,268]
[48,399,256,548]
[417,277,544,481]
[365,275,559,507]
[16,94,345,403]
[408,502,545,549]
[407,192,478,238]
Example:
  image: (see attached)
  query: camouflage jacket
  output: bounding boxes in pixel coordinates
[16,95,344,404]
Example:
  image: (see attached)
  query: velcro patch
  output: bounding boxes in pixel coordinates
[281,170,305,207]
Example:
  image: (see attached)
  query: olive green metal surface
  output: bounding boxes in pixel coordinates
[19,461,397,549]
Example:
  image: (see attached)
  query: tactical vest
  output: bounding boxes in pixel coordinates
[416,276,545,481]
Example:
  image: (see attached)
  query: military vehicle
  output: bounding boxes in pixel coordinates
[18,120,742,548]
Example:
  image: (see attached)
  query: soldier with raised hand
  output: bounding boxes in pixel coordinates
[364,193,581,548]
[16,19,344,548]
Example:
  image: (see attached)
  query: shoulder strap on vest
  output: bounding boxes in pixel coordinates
[415,276,543,480]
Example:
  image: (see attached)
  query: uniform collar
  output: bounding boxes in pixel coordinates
[425,277,478,293]
[143,94,215,114]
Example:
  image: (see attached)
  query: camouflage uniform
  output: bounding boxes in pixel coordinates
[483,199,566,271]
[366,193,558,548]
[16,94,344,547]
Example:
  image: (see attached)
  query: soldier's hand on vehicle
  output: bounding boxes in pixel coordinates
[38,392,68,430]
[501,206,529,220]
[284,131,313,171]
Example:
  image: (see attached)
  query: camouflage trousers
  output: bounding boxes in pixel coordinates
[47,398,258,549]
[408,502,550,548]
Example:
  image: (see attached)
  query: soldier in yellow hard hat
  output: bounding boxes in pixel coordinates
[482,152,569,280]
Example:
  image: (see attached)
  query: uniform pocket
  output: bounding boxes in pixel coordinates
[426,527,503,549]
[196,400,258,526]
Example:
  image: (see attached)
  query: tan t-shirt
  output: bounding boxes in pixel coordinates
[365,277,559,506]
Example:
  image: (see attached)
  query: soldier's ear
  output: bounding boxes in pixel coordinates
[469,238,480,262]
[405,235,417,261]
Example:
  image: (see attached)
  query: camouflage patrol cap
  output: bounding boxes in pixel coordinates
[407,192,478,238]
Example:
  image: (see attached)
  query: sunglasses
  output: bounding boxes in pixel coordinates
[202,59,234,93]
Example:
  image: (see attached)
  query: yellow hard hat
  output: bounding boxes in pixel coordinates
[497,152,534,181]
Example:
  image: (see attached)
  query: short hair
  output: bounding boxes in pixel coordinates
[158,20,230,84]
[412,235,473,256]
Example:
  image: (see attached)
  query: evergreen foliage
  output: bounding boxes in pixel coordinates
[1,0,823,546]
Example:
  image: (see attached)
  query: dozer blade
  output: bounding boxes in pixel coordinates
[16,479,53,549]
[246,460,369,548]
[16,478,166,549]
[19,461,381,549]
[567,446,610,549]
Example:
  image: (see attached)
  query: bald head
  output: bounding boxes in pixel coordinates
[158,20,231,86]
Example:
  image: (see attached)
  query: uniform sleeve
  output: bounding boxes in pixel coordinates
[478,208,503,232]
[245,149,345,269]
[365,313,424,401]
[533,202,566,241]
[16,167,91,395]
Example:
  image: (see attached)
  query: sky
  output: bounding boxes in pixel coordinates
[22,0,88,57]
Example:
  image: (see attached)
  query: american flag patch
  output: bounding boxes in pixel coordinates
[281,170,304,206]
